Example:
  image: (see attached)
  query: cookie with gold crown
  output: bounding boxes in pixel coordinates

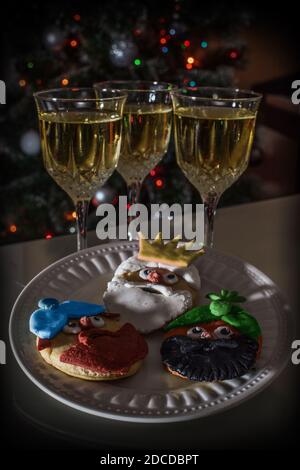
[103,233,204,334]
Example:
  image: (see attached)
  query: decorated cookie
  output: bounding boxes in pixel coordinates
[30,298,148,380]
[103,233,204,334]
[161,289,262,382]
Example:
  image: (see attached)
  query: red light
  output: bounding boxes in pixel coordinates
[160,38,167,45]
[186,63,193,70]
[127,203,131,209]
[184,40,190,47]
[155,178,164,188]
[229,50,238,59]
[150,169,156,176]
[70,39,78,48]
[9,224,17,233]
[61,78,69,86]
[160,29,166,36]
[73,14,81,21]
[45,233,53,240]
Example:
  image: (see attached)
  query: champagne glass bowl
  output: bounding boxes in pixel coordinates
[171,87,262,247]
[34,87,127,251]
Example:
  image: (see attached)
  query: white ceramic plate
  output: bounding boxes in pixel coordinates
[9,242,292,423]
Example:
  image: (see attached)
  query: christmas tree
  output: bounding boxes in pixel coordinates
[1,0,254,244]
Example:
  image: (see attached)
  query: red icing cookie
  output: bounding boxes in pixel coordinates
[37,314,148,380]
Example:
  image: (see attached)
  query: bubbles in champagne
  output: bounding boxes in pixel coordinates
[38,111,122,201]
[118,104,172,184]
[174,106,257,196]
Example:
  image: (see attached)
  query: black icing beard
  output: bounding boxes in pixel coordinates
[161,335,259,382]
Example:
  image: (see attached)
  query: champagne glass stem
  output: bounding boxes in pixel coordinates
[202,192,220,248]
[75,200,90,251]
[128,180,142,240]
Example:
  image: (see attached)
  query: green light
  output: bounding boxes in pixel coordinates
[201,41,208,48]
[134,58,141,66]
[27,62,34,69]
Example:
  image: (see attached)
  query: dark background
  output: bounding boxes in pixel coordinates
[0,0,300,454]
[1,0,300,244]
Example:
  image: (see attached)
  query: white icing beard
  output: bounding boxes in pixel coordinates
[103,256,201,334]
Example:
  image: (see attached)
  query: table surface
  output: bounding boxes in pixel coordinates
[1,194,300,450]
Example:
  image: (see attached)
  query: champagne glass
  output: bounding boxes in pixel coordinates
[171,87,262,248]
[94,81,174,238]
[34,87,127,251]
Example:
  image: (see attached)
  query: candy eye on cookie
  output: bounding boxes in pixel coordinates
[187,325,211,339]
[213,325,235,339]
[162,272,178,285]
[63,320,82,335]
[138,267,179,285]
[90,315,105,328]
[139,268,153,280]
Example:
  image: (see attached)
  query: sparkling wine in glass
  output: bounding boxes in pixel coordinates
[171,87,262,248]
[34,88,126,251]
[94,81,174,238]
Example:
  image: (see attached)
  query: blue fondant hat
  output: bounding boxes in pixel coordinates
[29,298,106,340]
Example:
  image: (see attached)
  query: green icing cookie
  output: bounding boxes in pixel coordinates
[164,290,261,340]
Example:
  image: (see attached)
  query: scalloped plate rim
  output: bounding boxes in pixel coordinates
[9,241,293,423]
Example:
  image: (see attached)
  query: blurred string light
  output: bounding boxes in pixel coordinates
[69,226,76,234]
[187,57,194,64]
[64,211,77,221]
[70,39,78,48]
[95,190,105,202]
[186,63,192,70]
[27,62,34,69]
[229,50,239,59]
[201,40,208,48]
[183,40,190,48]
[169,29,176,35]
[73,13,81,21]
[189,81,196,87]
[20,129,40,156]
[45,233,53,240]
[110,37,137,67]
[155,178,164,188]
[160,37,167,45]
[162,46,168,53]
[61,78,69,86]
[9,224,17,233]
[19,79,26,87]
[134,58,141,66]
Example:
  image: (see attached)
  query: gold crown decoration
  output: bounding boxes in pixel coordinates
[137,232,204,268]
